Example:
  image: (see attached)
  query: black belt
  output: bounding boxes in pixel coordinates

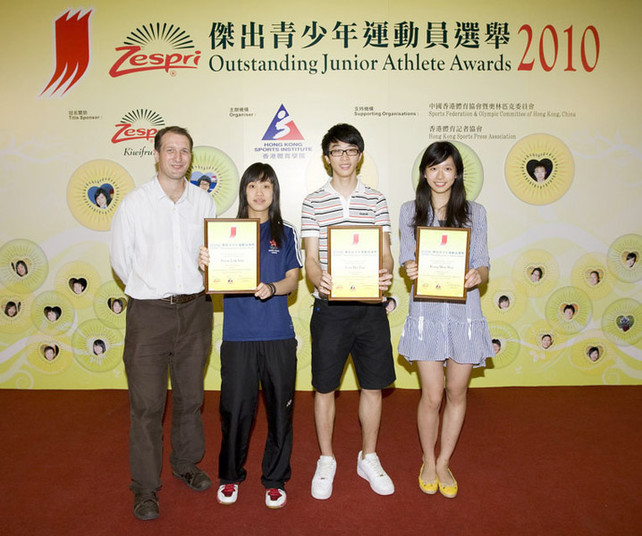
[160,290,205,305]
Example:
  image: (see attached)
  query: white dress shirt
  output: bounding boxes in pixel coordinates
[110,176,217,299]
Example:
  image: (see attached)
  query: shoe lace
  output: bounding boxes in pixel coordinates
[267,488,282,501]
[221,484,236,497]
[364,455,386,477]
[135,493,157,508]
[316,458,334,479]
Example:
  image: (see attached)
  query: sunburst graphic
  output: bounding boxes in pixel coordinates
[568,331,615,376]
[119,109,165,127]
[607,233,642,283]
[122,23,194,49]
[31,291,74,336]
[601,298,642,346]
[27,334,72,375]
[482,276,527,323]
[505,134,574,205]
[411,141,485,200]
[571,253,613,300]
[72,319,123,373]
[512,249,559,297]
[54,261,101,309]
[0,239,48,293]
[488,321,520,369]
[545,286,592,334]
[0,291,33,334]
[188,146,239,214]
[94,281,127,330]
[67,160,135,231]
[522,319,567,366]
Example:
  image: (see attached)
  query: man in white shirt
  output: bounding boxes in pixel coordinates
[110,126,217,521]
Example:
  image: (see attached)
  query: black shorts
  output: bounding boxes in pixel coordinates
[310,298,395,393]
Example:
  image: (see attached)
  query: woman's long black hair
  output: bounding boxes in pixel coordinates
[236,162,285,247]
[413,141,470,234]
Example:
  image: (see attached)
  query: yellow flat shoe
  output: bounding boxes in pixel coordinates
[438,468,458,498]
[418,463,438,495]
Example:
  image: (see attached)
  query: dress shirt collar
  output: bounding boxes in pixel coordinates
[151,175,191,205]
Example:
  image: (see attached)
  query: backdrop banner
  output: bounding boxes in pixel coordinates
[1,0,640,389]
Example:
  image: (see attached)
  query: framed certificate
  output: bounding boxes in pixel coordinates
[328,226,382,302]
[414,227,470,301]
[204,218,260,294]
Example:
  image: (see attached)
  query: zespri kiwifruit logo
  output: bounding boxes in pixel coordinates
[505,134,574,205]
[109,23,201,78]
[112,109,165,144]
[0,239,48,294]
[188,146,240,215]
[607,234,642,284]
[67,160,135,231]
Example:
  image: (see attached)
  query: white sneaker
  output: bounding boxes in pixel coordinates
[356,451,395,495]
[265,488,287,509]
[216,483,238,505]
[311,455,337,500]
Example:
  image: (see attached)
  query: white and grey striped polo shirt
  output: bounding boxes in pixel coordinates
[301,179,391,271]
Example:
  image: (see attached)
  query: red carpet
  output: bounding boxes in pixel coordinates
[1,387,640,535]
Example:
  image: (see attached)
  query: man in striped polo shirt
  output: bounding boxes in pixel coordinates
[301,123,396,500]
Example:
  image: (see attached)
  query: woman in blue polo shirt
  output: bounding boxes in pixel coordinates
[200,162,302,509]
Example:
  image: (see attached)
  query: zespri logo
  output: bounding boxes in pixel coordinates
[109,23,201,77]
[111,109,165,144]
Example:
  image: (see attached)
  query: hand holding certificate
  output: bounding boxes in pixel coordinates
[414,227,470,301]
[327,226,383,302]
[204,218,260,294]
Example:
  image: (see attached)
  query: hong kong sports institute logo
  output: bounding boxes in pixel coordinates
[41,9,93,97]
[110,23,201,77]
[262,105,304,141]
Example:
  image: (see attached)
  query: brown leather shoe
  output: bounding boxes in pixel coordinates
[172,466,211,491]
[133,492,159,521]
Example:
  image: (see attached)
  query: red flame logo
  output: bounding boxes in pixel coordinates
[41,10,92,96]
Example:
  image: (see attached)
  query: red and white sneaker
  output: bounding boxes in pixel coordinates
[216,483,238,505]
[265,488,287,509]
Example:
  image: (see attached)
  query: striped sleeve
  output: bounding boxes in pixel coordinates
[469,202,490,269]
[374,192,392,234]
[399,201,416,266]
[283,221,304,269]
[301,191,321,238]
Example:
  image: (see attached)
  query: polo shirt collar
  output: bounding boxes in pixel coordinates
[324,178,364,197]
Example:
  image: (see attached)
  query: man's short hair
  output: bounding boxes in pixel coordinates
[321,123,364,156]
[154,126,193,152]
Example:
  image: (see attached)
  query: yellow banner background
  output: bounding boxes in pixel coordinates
[1,0,640,389]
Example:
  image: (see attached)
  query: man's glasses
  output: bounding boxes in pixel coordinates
[328,148,361,158]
